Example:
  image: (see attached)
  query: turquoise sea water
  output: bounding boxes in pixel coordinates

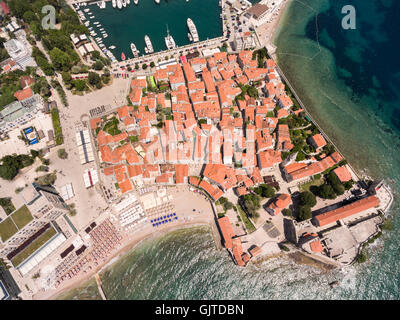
[86,0,222,60]
[62,0,400,299]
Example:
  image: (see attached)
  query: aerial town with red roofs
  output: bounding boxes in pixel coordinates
[88,48,392,269]
[0,0,394,300]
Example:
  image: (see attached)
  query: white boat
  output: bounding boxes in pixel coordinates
[155,0,160,3]
[112,0,116,8]
[164,25,176,50]
[122,0,127,7]
[144,35,154,54]
[134,0,138,5]
[94,21,99,24]
[117,0,122,9]
[131,43,139,58]
[84,8,90,12]
[187,18,199,42]
[127,0,131,4]
[109,45,116,49]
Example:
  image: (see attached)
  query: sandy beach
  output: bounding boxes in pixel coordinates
[254,0,292,53]
[36,187,220,300]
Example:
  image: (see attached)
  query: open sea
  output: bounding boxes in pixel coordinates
[61,0,400,299]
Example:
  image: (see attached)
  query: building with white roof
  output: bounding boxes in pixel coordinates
[3,39,36,70]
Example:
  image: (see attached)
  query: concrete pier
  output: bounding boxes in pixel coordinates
[94,273,107,300]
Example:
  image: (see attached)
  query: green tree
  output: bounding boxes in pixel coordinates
[73,79,87,92]
[57,148,68,159]
[88,72,101,87]
[326,171,345,195]
[142,63,148,70]
[91,51,101,60]
[254,184,275,198]
[23,11,38,24]
[318,184,336,199]
[223,201,234,211]
[356,251,367,263]
[282,208,292,217]
[298,206,312,221]
[299,191,317,207]
[150,61,155,68]
[8,0,31,18]
[296,151,306,161]
[49,47,71,71]
[62,72,72,85]
[93,60,104,71]
[343,180,354,190]
[0,164,18,181]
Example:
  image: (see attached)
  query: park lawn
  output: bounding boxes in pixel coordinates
[0,197,16,215]
[11,205,34,229]
[299,178,324,192]
[11,227,57,267]
[0,218,18,242]
[103,117,121,136]
[237,205,256,234]
[51,108,64,145]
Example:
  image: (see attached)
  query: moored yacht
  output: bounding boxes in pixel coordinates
[134,0,139,4]
[117,0,122,9]
[131,43,140,58]
[144,35,154,54]
[112,0,116,8]
[155,0,160,3]
[164,25,176,50]
[122,0,127,7]
[187,18,199,42]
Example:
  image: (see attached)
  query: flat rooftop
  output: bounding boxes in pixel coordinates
[0,205,34,242]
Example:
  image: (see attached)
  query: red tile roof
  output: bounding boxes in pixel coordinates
[249,245,262,257]
[232,237,245,266]
[310,240,323,253]
[218,216,234,249]
[90,117,101,129]
[268,194,291,215]
[175,164,189,184]
[199,180,224,201]
[310,134,327,149]
[333,166,352,183]
[314,196,380,227]
[119,179,133,194]
[14,87,33,101]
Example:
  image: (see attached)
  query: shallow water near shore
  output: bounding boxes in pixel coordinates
[61,0,400,299]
